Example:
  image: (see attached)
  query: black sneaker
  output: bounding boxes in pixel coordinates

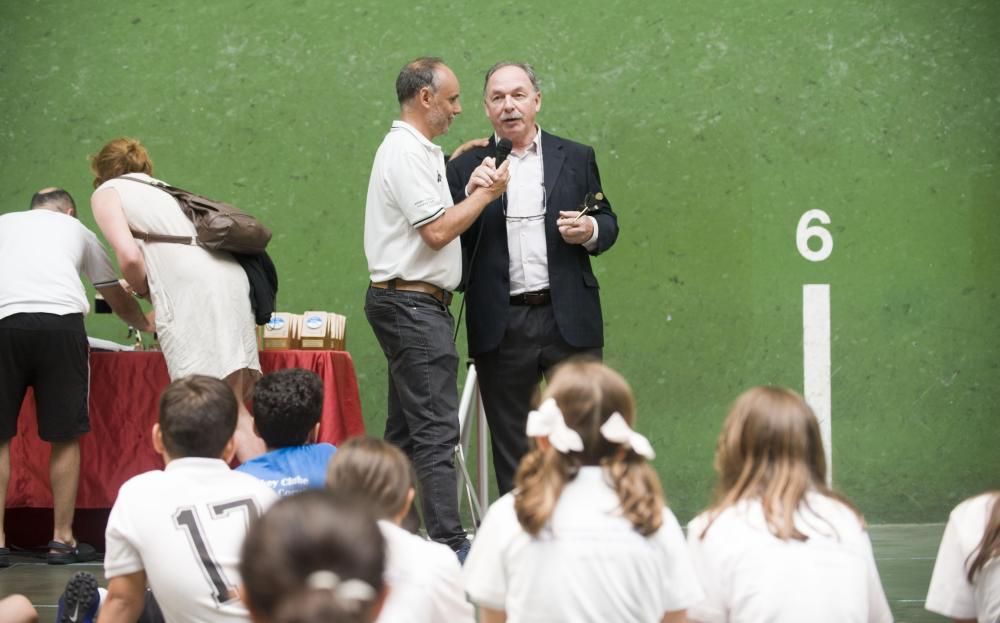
[56,571,100,623]
[47,540,98,565]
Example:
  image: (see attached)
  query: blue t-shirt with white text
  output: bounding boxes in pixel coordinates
[235,443,336,496]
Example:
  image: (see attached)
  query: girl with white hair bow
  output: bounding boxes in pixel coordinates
[463,359,703,623]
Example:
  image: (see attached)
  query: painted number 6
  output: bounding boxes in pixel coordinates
[796,209,833,262]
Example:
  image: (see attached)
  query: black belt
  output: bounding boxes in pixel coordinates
[509,290,551,306]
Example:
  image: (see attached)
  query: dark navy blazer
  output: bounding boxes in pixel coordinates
[446,131,619,357]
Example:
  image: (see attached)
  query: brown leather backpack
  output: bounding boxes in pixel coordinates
[120,175,272,255]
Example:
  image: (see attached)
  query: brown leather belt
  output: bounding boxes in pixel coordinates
[509,290,551,306]
[370,279,453,306]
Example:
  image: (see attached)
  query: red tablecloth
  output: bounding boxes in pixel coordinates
[7,350,365,509]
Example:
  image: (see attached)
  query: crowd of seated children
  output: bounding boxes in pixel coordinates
[41,359,997,623]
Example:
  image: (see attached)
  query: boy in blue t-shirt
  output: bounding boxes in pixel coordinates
[236,368,336,495]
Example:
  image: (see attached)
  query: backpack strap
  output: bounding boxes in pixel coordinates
[129,228,199,246]
[117,175,201,247]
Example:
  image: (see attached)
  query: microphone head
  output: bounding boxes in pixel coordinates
[495,138,513,166]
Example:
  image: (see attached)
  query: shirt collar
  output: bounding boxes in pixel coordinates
[164,456,232,471]
[392,120,442,153]
[495,125,542,156]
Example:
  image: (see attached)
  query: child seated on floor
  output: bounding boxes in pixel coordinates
[463,358,703,623]
[240,489,387,623]
[236,368,336,495]
[926,489,1000,623]
[686,386,893,623]
[326,436,474,623]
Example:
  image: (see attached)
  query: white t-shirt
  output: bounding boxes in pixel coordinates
[464,466,703,623]
[376,520,474,623]
[0,209,118,320]
[926,492,1000,623]
[686,493,893,623]
[364,120,461,291]
[105,457,278,623]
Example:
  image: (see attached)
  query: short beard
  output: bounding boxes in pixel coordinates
[428,108,449,136]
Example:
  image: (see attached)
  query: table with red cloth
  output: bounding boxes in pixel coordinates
[4,350,365,548]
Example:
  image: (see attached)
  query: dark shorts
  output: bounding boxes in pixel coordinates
[0,313,90,442]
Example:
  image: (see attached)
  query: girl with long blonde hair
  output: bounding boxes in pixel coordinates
[463,359,702,623]
[686,386,892,623]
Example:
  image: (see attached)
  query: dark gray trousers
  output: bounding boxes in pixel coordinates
[474,303,602,495]
[364,286,465,551]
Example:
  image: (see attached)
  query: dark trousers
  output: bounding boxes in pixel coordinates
[364,286,466,551]
[475,303,601,495]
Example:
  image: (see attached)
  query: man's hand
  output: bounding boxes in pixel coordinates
[469,159,510,202]
[96,282,154,332]
[448,137,489,162]
[557,211,595,245]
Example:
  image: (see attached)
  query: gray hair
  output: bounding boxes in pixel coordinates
[396,57,444,105]
[483,61,541,94]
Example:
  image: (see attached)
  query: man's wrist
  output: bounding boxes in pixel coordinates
[582,216,600,250]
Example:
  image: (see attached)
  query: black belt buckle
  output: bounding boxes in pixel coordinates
[511,290,551,306]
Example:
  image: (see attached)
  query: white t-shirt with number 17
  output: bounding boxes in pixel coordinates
[105,457,278,623]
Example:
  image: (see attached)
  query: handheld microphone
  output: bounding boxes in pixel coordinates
[495,138,513,167]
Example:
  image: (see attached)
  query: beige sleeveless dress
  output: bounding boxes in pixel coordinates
[98,173,260,381]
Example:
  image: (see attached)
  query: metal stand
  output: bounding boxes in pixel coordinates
[455,363,489,528]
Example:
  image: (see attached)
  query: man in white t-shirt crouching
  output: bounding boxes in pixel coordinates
[97,375,278,623]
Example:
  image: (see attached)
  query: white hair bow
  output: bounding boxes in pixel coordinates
[306,570,376,602]
[525,398,584,454]
[600,412,656,459]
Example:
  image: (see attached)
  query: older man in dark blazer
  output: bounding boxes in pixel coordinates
[446,62,619,494]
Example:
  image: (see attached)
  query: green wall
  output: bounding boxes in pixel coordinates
[1,0,996,523]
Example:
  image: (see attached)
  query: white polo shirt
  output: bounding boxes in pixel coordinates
[376,520,474,623]
[686,493,893,623]
[105,457,278,623]
[463,466,702,622]
[926,493,1000,623]
[364,120,461,291]
[0,209,118,320]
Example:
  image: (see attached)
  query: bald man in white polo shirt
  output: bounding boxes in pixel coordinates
[363,56,508,560]
[0,187,152,567]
